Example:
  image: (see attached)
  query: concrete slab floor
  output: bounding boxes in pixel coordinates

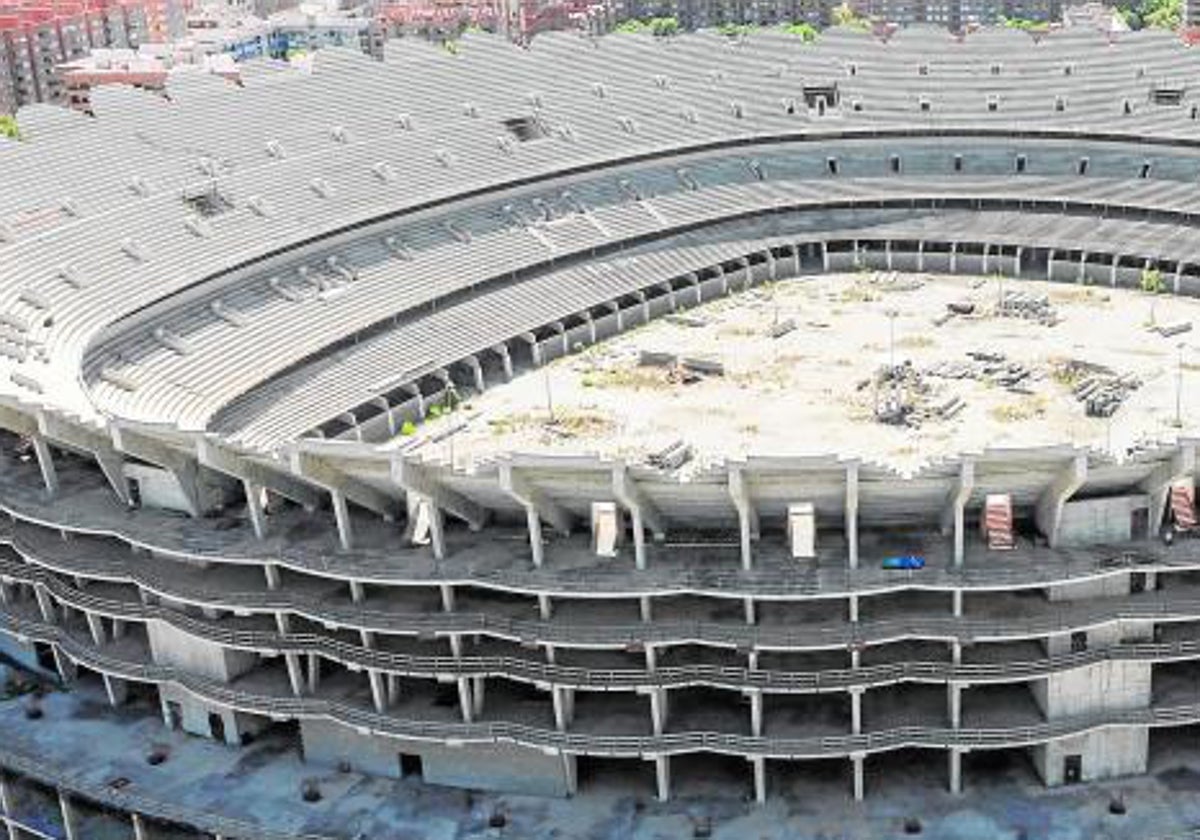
[2,687,1199,840]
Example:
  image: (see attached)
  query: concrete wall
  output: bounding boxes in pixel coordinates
[1056,495,1149,547]
[147,620,259,682]
[299,718,575,797]
[159,684,270,746]
[1031,661,1152,719]
[1030,727,1149,786]
[1047,574,1131,602]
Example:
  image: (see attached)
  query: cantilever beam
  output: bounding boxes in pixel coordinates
[940,459,975,566]
[197,436,323,510]
[36,410,129,504]
[110,422,205,517]
[392,457,486,530]
[499,462,572,535]
[1034,453,1088,549]
[727,465,759,571]
[290,447,398,518]
[612,463,666,540]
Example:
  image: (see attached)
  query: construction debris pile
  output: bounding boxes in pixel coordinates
[925,350,1038,393]
[861,361,964,426]
[639,350,725,382]
[995,290,1060,326]
[1059,360,1143,418]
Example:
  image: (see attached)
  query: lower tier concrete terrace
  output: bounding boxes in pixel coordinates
[3,470,1198,601]
[11,616,1200,760]
[11,550,1200,655]
[5,682,1200,840]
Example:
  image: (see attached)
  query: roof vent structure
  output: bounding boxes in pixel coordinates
[127,176,150,197]
[396,113,413,130]
[434,149,453,167]
[503,115,549,142]
[247,196,269,217]
[309,178,333,199]
[330,125,349,143]
[120,237,145,262]
[592,82,607,99]
[59,198,80,218]
[463,102,478,117]
[265,139,285,159]
[372,161,396,183]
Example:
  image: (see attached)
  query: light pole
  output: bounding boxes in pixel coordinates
[1175,342,1185,429]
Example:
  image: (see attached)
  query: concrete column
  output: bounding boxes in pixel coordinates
[748,689,764,736]
[275,612,291,635]
[349,579,365,603]
[846,463,859,570]
[131,813,149,840]
[457,676,474,723]
[331,489,354,551]
[1014,246,1023,276]
[792,244,801,276]
[0,773,14,816]
[654,755,671,802]
[440,584,456,612]
[630,505,648,571]
[952,589,963,617]
[368,669,387,713]
[948,682,962,729]
[639,595,652,623]
[752,756,767,804]
[744,597,756,625]
[850,687,863,735]
[917,240,925,272]
[285,652,305,696]
[525,505,545,568]
[981,242,989,275]
[34,583,56,624]
[563,752,579,796]
[466,355,486,392]
[53,647,76,684]
[1078,251,1087,283]
[553,686,575,731]
[949,748,964,794]
[1046,248,1055,282]
[31,434,57,496]
[1110,254,1119,287]
[471,676,486,719]
[951,640,962,665]
[494,344,513,381]
[263,562,281,590]
[538,593,552,620]
[949,241,958,274]
[85,611,106,646]
[244,479,267,539]
[427,499,447,560]
[848,594,859,623]
[649,688,668,735]
[58,791,79,840]
[307,652,320,693]
[1173,262,1183,295]
[449,634,463,659]
[645,644,657,673]
[821,241,829,272]
[103,674,128,707]
[636,290,651,323]
[851,753,865,801]
[885,239,893,270]
[387,673,400,706]
[583,312,597,345]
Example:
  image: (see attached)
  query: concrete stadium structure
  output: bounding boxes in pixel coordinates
[2,22,1200,839]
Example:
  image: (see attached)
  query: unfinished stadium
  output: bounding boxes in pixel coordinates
[3,23,1200,840]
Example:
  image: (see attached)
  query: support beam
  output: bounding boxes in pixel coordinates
[199,437,323,510]
[940,459,975,567]
[1140,444,1195,536]
[613,463,665,570]
[131,814,149,840]
[851,753,865,802]
[103,674,128,707]
[1035,454,1088,548]
[35,410,129,503]
[58,790,79,840]
[29,434,57,496]
[499,463,572,535]
[752,756,767,805]
[654,755,671,802]
[111,422,205,517]
[949,748,964,794]
[285,653,305,696]
[393,457,486,530]
[291,447,398,519]
[728,465,758,571]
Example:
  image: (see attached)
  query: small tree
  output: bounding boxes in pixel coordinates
[1141,267,1165,294]
[0,115,18,141]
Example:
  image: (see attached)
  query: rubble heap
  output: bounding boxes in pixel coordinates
[996,290,1060,326]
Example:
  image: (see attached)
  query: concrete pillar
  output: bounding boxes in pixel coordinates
[0,773,14,816]
[103,674,128,707]
[654,755,671,802]
[427,499,447,560]
[275,612,291,635]
[449,634,463,659]
[885,239,893,270]
[951,640,962,665]
[472,676,485,719]
[752,756,767,804]
[494,344,513,381]
[748,689,763,736]
[538,593,552,620]
[31,434,57,496]
[85,611,106,646]
[53,647,76,684]
[440,584,456,613]
[630,505,647,571]
[263,562,281,590]
[349,579,365,603]
[562,752,578,796]
[1173,262,1183,295]
[744,596,756,625]
[949,748,964,794]
[368,669,387,713]
[948,682,962,729]
[553,686,575,730]
[649,688,668,735]
[1014,246,1023,276]
[58,791,79,840]
[850,687,863,735]
[457,676,474,723]
[466,355,486,392]
[851,753,865,801]
[848,594,859,623]
[1078,251,1087,284]
[821,241,829,272]
[792,244,801,276]
[387,673,400,706]
[131,813,149,840]
[981,242,989,275]
[949,241,958,274]
[583,312,597,344]
[307,652,320,693]
[645,644,657,673]
[639,595,652,623]
[765,250,777,281]
[1046,248,1055,282]
[331,489,354,551]
[846,463,859,570]
[525,505,545,568]
[636,290,650,323]
[285,652,305,696]
[34,583,56,624]
[244,479,267,539]
[1110,253,1119,287]
[917,240,925,272]
[953,589,963,617]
